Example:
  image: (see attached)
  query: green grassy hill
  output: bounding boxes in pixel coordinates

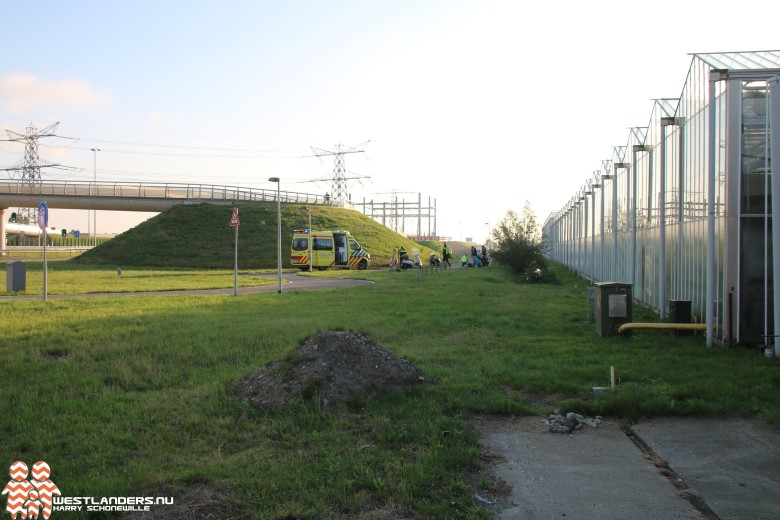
[73,203,440,269]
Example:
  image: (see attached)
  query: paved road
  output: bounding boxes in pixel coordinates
[0,271,373,300]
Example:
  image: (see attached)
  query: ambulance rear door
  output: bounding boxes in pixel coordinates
[333,232,349,266]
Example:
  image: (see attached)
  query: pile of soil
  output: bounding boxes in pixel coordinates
[118,486,245,520]
[237,331,432,410]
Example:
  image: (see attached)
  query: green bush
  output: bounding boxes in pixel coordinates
[490,202,557,283]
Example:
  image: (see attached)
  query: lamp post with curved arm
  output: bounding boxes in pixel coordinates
[90,148,100,246]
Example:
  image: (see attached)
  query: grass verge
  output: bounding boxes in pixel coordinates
[0,260,275,295]
[1,264,778,518]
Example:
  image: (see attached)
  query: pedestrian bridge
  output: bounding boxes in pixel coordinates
[0,180,331,212]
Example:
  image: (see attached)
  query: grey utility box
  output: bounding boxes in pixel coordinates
[595,282,633,337]
[668,300,693,336]
[6,261,26,292]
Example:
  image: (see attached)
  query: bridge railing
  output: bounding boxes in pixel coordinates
[0,180,336,206]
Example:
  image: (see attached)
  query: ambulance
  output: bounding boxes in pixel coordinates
[290,230,371,270]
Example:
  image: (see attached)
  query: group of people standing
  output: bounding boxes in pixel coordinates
[435,242,490,268]
[395,242,489,269]
[462,244,489,268]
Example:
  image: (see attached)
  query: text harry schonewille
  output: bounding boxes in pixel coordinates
[53,496,174,512]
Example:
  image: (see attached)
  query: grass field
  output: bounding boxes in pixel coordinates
[0,260,276,295]
[2,263,778,519]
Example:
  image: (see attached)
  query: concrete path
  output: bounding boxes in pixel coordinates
[633,418,780,520]
[476,416,780,519]
[0,272,373,300]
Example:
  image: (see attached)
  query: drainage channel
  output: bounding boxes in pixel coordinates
[620,422,720,520]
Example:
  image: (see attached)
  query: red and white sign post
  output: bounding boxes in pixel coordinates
[230,207,240,296]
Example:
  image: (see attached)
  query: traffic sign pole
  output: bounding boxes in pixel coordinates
[233,224,239,296]
[43,228,48,301]
[230,207,240,296]
[38,201,49,301]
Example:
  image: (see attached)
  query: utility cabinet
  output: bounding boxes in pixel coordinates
[595,282,633,337]
[668,300,693,336]
[6,261,26,292]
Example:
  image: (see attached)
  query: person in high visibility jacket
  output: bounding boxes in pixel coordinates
[442,242,452,267]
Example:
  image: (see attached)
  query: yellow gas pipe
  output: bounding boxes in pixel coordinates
[617,322,707,334]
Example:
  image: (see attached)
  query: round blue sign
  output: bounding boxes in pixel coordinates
[37,201,48,230]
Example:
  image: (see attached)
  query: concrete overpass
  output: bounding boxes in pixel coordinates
[0,180,338,253]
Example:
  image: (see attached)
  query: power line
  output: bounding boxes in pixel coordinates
[38,145,305,160]
[44,138,309,155]
[306,141,371,203]
[1,122,76,223]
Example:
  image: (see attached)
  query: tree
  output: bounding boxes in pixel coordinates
[490,202,556,283]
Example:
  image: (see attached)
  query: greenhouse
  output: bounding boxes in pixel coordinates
[543,50,780,350]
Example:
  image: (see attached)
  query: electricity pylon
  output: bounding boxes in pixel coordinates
[1,122,65,223]
[308,141,370,203]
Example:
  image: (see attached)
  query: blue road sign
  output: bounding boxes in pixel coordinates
[74,230,80,238]
[37,201,48,230]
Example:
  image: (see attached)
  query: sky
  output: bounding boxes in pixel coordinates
[1,0,779,243]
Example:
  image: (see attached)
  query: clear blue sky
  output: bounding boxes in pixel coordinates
[2,0,777,241]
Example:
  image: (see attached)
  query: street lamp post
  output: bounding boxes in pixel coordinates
[268,177,282,293]
[90,148,100,247]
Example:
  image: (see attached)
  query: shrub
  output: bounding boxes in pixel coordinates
[490,202,557,283]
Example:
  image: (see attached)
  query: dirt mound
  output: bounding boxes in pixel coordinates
[117,486,245,520]
[237,331,432,410]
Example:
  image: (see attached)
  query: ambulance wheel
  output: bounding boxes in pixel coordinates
[358,259,368,270]
[317,266,328,271]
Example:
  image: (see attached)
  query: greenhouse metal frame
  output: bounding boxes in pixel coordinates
[543,51,780,351]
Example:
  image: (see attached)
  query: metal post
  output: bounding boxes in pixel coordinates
[434,198,437,239]
[0,207,5,256]
[612,170,618,276]
[418,192,422,238]
[659,121,669,319]
[614,163,630,282]
[769,75,780,356]
[233,223,238,296]
[706,72,720,346]
[626,160,632,284]
[584,187,589,280]
[591,176,597,283]
[678,124,686,301]
[91,148,100,247]
[308,206,313,272]
[268,177,282,293]
[43,228,48,301]
[631,147,649,289]
[575,196,585,276]
[600,174,605,281]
